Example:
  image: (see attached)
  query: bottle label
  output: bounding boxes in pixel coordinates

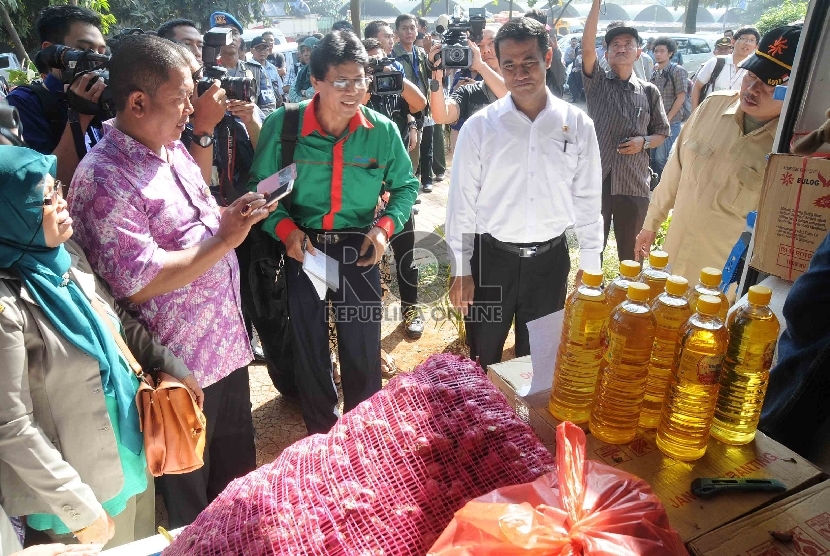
[604,330,626,366]
[678,351,725,385]
[570,319,604,347]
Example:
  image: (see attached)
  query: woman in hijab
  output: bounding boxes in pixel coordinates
[0,146,204,550]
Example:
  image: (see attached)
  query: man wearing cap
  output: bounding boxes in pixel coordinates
[211,11,277,115]
[599,21,654,81]
[251,35,284,102]
[635,26,801,283]
[581,0,669,262]
[713,37,733,56]
[691,26,760,110]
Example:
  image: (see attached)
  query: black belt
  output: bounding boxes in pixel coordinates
[301,227,369,245]
[482,233,563,258]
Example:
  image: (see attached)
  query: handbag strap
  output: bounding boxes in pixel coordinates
[89,296,144,378]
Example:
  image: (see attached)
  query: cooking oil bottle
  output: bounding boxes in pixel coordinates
[640,250,670,301]
[549,270,610,424]
[687,267,729,320]
[656,295,729,461]
[605,260,641,311]
[589,282,656,444]
[639,276,692,429]
[711,286,780,445]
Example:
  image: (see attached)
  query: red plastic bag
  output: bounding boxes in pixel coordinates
[428,422,688,556]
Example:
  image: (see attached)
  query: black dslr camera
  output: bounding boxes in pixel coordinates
[35,45,116,118]
[198,28,255,102]
[0,103,24,146]
[367,57,404,96]
[436,8,486,69]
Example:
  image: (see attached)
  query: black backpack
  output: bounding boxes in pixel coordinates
[699,57,726,104]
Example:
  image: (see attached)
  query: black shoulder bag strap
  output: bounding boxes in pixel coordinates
[280,102,300,213]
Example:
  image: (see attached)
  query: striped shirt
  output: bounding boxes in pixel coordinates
[583,59,671,197]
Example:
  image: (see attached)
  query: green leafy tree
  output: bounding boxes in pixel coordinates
[755,0,807,34]
[306,0,343,19]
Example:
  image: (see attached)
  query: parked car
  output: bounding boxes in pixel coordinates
[242,27,288,45]
[640,32,715,75]
[0,53,21,92]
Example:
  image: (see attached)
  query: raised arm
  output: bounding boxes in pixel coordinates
[581,0,602,77]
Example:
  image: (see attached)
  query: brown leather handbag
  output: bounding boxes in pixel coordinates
[92,298,207,477]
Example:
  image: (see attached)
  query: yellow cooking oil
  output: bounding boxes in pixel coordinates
[605,260,642,311]
[639,276,692,429]
[711,286,780,445]
[656,295,729,461]
[589,282,656,444]
[640,250,670,301]
[686,267,729,320]
[549,270,609,424]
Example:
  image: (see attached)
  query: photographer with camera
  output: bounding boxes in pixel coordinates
[393,15,433,192]
[429,25,506,131]
[209,11,277,116]
[157,18,203,63]
[7,6,108,185]
[362,37,427,339]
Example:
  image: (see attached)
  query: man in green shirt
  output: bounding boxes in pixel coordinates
[248,31,419,434]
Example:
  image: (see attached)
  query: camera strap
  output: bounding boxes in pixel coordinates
[68,110,88,161]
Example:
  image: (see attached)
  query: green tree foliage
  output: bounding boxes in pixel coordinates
[110,0,262,34]
[306,0,343,19]
[755,0,807,34]
[1,0,115,55]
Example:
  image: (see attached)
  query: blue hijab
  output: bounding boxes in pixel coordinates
[0,146,142,455]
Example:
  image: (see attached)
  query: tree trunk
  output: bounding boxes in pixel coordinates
[684,0,699,34]
[0,3,28,65]
[350,0,360,37]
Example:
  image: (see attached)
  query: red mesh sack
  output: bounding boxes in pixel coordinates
[162,354,555,555]
[428,421,688,556]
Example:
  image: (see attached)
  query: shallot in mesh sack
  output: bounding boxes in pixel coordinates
[428,421,688,556]
[163,354,555,555]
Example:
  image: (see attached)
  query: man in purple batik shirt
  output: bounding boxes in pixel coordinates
[67,35,276,528]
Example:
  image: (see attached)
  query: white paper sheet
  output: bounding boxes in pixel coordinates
[302,250,339,292]
[305,270,329,300]
[524,309,565,396]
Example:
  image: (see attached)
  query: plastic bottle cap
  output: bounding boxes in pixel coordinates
[627,282,650,301]
[697,294,721,316]
[747,285,772,305]
[581,269,604,287]
[619,260,641,278]
[665,275,689,296]
[700,267,722,287]
[649,250,669,268]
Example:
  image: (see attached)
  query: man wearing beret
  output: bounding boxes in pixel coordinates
[635,25,802,283]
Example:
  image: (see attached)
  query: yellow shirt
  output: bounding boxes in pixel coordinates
[643,91,778,282]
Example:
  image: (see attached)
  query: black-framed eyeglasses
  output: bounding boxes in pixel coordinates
[43,180,64,206]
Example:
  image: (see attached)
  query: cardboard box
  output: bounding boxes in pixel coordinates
[688,480,830,555]
[751,154,830,281]
[586,429,824,543]
[487,356,587,450]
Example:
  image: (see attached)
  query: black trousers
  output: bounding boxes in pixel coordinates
[159,367,256,528]
[466,234,570,369]
[419,124,434,185]
[432,124,446,176]
[285,234,383,435]
[601,174,650,262]
[390,215,418,311]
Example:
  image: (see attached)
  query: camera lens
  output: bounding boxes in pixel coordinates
[377,76,394,91]
[221,76,253,102]
[448,47,465,63]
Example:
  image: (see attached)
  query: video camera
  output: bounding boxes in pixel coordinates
[435,8,487,69]
[198,28,255,102]
[36,45,116,118]
[367,57,404,96]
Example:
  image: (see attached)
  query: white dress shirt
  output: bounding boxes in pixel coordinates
[446,90,603,277]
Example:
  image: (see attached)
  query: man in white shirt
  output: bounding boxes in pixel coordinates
[691,26,760,109]
[447,17,603,368]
